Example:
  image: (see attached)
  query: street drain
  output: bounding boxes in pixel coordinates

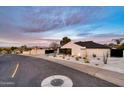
[51,79,64,86]
[41,75,73,87]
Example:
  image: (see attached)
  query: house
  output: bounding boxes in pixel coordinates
[60,41,110,58]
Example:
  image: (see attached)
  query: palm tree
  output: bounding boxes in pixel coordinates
[112,38,124,45]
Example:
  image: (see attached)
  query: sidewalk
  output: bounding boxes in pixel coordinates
[25,54,124,86]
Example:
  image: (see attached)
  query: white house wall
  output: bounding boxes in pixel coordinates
[61,42,110,58]
[61,42,86,56]
[86,49,110,58]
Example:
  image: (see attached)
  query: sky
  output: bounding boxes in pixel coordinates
[0,6,124,47]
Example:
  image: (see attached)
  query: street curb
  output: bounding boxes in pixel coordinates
[24,55,124,86]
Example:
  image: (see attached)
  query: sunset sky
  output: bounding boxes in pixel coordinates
[0,6,124,47]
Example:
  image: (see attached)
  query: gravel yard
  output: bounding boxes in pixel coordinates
[48,54,124,74]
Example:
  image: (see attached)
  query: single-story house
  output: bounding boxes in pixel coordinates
[60,41,110,58]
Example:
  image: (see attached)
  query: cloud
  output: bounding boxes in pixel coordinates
[0,6,124,46]
[77,32,92,36]
[93,33,124,38]
[20,7,105,33]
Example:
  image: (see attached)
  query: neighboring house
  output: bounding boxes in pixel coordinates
[60,41,110,58]
[107,39,124,45]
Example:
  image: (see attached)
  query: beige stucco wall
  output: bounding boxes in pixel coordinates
[61,42,86,56]
[23,51,30,55]
[86,49,110,58]
[30,49,44,55]
[61,42,110,58]
[23,49,45,55]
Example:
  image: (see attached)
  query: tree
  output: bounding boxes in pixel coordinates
[60,37,71,46]
[112,38,124,45]
[11,47,17,51]
[20,45,28,53]
[118,43,124,49]
[49,42,59,50]
[4,48,12,54]
[0,48,2,54]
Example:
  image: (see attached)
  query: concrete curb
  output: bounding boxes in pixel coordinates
[24,55,124,86]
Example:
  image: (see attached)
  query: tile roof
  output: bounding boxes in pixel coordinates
[75,41,110,49]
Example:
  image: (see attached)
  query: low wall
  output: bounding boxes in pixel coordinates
[23,49,45,55]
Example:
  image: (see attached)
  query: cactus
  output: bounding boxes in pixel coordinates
[103,52,109,64]
[84,51,90,63]
[75,57,79,61]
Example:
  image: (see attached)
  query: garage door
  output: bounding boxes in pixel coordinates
[111,49,123,57]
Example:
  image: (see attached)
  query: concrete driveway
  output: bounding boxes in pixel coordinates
[0,54,118,87]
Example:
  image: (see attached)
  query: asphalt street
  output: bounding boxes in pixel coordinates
[0,54,118,87]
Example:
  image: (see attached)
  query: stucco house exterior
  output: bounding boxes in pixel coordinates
[60,41,110,58]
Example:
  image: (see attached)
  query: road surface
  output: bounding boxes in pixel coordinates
[0,54,118,87]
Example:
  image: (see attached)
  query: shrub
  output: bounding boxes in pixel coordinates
[95,64,99,66]
[62,56,65,59]
[72,55,74,57]
[53,55,56,57]
[75,57,79,61]
[84,58,90,63]
[97,58,100,60]
[93,54,96,58]
[78,56,82,59]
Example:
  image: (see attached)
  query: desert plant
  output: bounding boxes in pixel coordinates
[97,58,100,60]
[84,58,90,63]
[92,54,96,58]
[62,55,65,59]
[103,52,109,64]
[75,57,79,61]
[72,55,74,57]
[78,56,82,59]
[95,64,99,66]
[53,53,57,57]
[83,51,89,63]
